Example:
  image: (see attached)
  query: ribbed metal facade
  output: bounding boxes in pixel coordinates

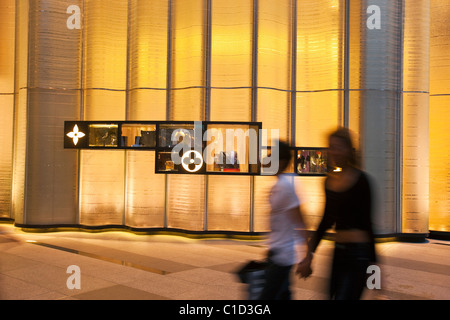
[0,0,445,236]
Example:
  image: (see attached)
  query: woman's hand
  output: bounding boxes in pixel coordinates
[296,253,313,279]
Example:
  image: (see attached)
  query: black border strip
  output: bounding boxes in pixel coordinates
[14,223,267,240]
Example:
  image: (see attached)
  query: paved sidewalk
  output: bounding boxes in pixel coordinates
[0,224,448,300]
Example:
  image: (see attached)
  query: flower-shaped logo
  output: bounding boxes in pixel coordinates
[181,150,203,173]
[67,125,86,146]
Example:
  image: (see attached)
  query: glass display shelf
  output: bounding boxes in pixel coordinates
[64,121,329,177]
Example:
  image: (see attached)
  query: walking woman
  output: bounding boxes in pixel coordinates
[297,127,377,300]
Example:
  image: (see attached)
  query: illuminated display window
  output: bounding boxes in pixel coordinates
[121,124,157,148]
[64,121,263,176]
[295,148,328,176]
[88,124,119,148]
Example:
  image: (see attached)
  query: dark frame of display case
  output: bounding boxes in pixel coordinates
[293,147,329,176]
[64,121,330,176]
[64,120,264,176]
[64,121,161,150]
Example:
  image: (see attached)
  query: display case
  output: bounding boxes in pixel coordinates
[64,121,156,150]
[64,121,263,176]
[156,122,205,174]
[88,124,119,147]
[64,121,329,176]
[204,123,260,175]
[121,123,157,148]
[294,148,328,176]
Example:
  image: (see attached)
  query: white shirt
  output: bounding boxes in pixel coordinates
[268,173,304,266]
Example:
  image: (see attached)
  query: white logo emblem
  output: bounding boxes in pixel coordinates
[67,125,86,146]
[181,150,204,173]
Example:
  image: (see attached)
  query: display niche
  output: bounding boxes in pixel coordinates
[64,121,263,176]
[65,121,328,176]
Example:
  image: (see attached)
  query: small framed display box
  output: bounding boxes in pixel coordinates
[294,148,328,176]
[64,121,157,149]
[156,122,262,175]
[64,121,263,176]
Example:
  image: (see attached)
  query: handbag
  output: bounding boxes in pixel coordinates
[236,260,268,300]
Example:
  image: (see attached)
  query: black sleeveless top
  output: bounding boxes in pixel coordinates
[309,170,377,261]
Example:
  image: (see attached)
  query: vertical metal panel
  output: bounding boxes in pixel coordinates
[19,0,81,225]
[343,0,350,128]
[360,0,403,235]
[296,0,345,147]
[169,0,206,121]
[167,0,206,231]
[290,0,297,146]
[204,0,212,230]
[402,94,429,233]
[125,0,168,228]
[0,0,16,218]
[347,0,363,151]
[164,0,173,229]
[166,0,173,121]
[257,0,292,142]
[207,176,251,232]
[251,0,258,123]
[79,0,128,226]
[204,0,212,122]
[429,0,450,232]
[11,0,30,224]
[210,0,253,122]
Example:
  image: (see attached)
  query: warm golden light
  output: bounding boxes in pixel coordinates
[0,0,15,218]
[125,152,165,228]
[167,175,206,231]
[66,125,86,146]
[2,0,447,236]
[257,0,292,142]
[128,0,168,121]
[125,1,168,228]
[429,0,450,232]
[207,175,251,232]
[402,0,429,234]
[296,0,344,147]
[170,0,205,121]
[80,1,128,226]
[210,0,253,122]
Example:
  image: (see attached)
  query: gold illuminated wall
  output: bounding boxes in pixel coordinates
[402,0,430,234]
[0,0,15,219]
[430,0,450,232]
[3,0,449,235]
[80,0,128,226]
[126,0,168,228]
[294,0,345,231]
[12,0,81,225]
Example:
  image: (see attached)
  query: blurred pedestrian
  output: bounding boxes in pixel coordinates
[259,140,309,300]
[296,127,377,300]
